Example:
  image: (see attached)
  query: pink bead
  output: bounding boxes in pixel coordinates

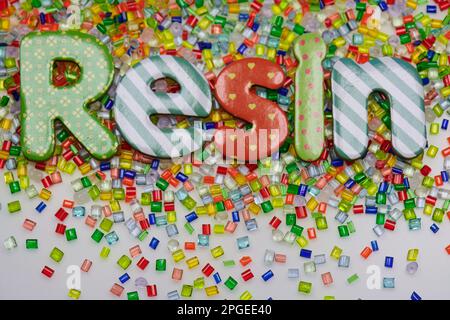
[129,245,142,258]
[23,218,37,231]
[224,221,237,233]
[172,268,183,280]
[110,283,124,297]
[321,272,333,286]
[102,205,112,217]
[241,209,251,221]
[85,216,97,228]
[81,259,92,272]
[50,171,62,184]
[274,253,286,263]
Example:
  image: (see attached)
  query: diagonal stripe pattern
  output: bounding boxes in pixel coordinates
[114,55,212,158]
[331,57,427,160]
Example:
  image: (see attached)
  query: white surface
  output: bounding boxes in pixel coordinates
[0,126,449,300]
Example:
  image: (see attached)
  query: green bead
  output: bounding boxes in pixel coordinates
[223,260,235,267]
[9,181,21,194]
[184,222,194,234]
[290,224,304,236]
[91,229,104,243]
[293,24,305,35]
[193,277,205,289]
[65,228,78,241]
[9,146,21,156]
[224,276,238,290]
[347,273,359,284]
[404,198,416,209]
[127,291,139,300]
[181,285,193,297]
[113,188,125,200]
[287,184,299,195]
[156,178,169,190]
[26,239,38,249]
[141,193,151,205]
[117,255,132,270]
[376,213,385,225]
[0,95,10,107]
[297,281,312,294]
[286,213,296,226]
[347,221,356,233]
[338,225,349,237]
[215,201,225,212]
[80,176,92,188]
[315,216,328,230]
[99,218,114,232]
[376,192,386,205]
[31,0,41,8]
[155,259,167,271]
[88,185,100,200]
[50,247,64,262]
[7,200,21,213]
[138,230,149,241]
[261,200,273,213]
[150,201,162,212]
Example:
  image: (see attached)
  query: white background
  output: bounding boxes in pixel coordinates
[0,3,449,301]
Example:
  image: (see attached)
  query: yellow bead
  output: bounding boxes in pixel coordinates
[211,246,224,259]
[205,285,219,296]
[296,236,308,248]
[306,197,318,211]
[100,246,110,258]
[186,256,200,269]
[172,249,185,263]
[213,224,225,234]
[68,289,81,300]
[423,204,433,216]
[407,248,419,261]
[240,290,252,300]
[248,203,261,215]
[426,145,438,158]
[167,211,177,223]
[272,197,284,208]
[39,188,52,201]
[330,246,343,260]
[100,191,112,201]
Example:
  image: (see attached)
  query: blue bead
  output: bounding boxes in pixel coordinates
[176,172,188,182]
[238,13,249,21]
[426,5,437,13]
[441,171,448,182]
[236,236,250,249]
[12,91,20,101]
[35,202,47,213]
[39,13,46,25]
[276,50,287,56]
[198,42,212,50]
[331,159,344,167]
[261,270,274,282]
[119,273,130,284]
[430,223,439,233]
[422,77,430,86]
[371,240,379,251]
[232,211,240,222]
[204,122,216,130]
[298,184,308,196]
[365,206,378,214]
[151,159,160,170]
[124,170,136,179]
[403,177,410,189]
[237,43,248,54]
[148,213,156,225]
[344,179,355,189]
[384,256,394,268]
[251,22,260,32]
[149,237,160,249]
[442,119,449,130]
[300,249,312,259]
[213,272,222,284]
[392,167,403,174]
[411,291,422,301]
[378,1,388,11]
[119,169,125,179]
[378,182,389,193]
[104,98,114,110]
[100,162,111,171]
[185,211,198,223]
[277,87,289,96]
[427,50,435,60]
[172,16,182,23]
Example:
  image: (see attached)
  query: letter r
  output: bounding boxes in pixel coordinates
[20,31,118,161]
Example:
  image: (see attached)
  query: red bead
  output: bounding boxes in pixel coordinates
[397,190,408,201]
[146,285,157,297]
[139,219,150,230]
[41,266,55,278]
[307,228,317,239]
[446,245,450,255]
[425,195,437,206]
[295,206,308,219]
[164,202,175,211]
[152,190,162,202]
[136,257,149,270]
[184,242,196,250]
[269,216,282,229]
[259,187,270,199]
[384,219,396,231]
[420,165,432,176]
[55,208,68,222]
[202,263,215,277]
[41,176,53,188]
[216,166,228,175]
[353,204,364,214]
[241,269,254,281]
[224,199,234,210]
[202,224,211,235]
[63,200,75,209]
[285,193,294,205]
[55,223,66,235]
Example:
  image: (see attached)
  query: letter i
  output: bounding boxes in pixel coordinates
[293,33,326,161]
